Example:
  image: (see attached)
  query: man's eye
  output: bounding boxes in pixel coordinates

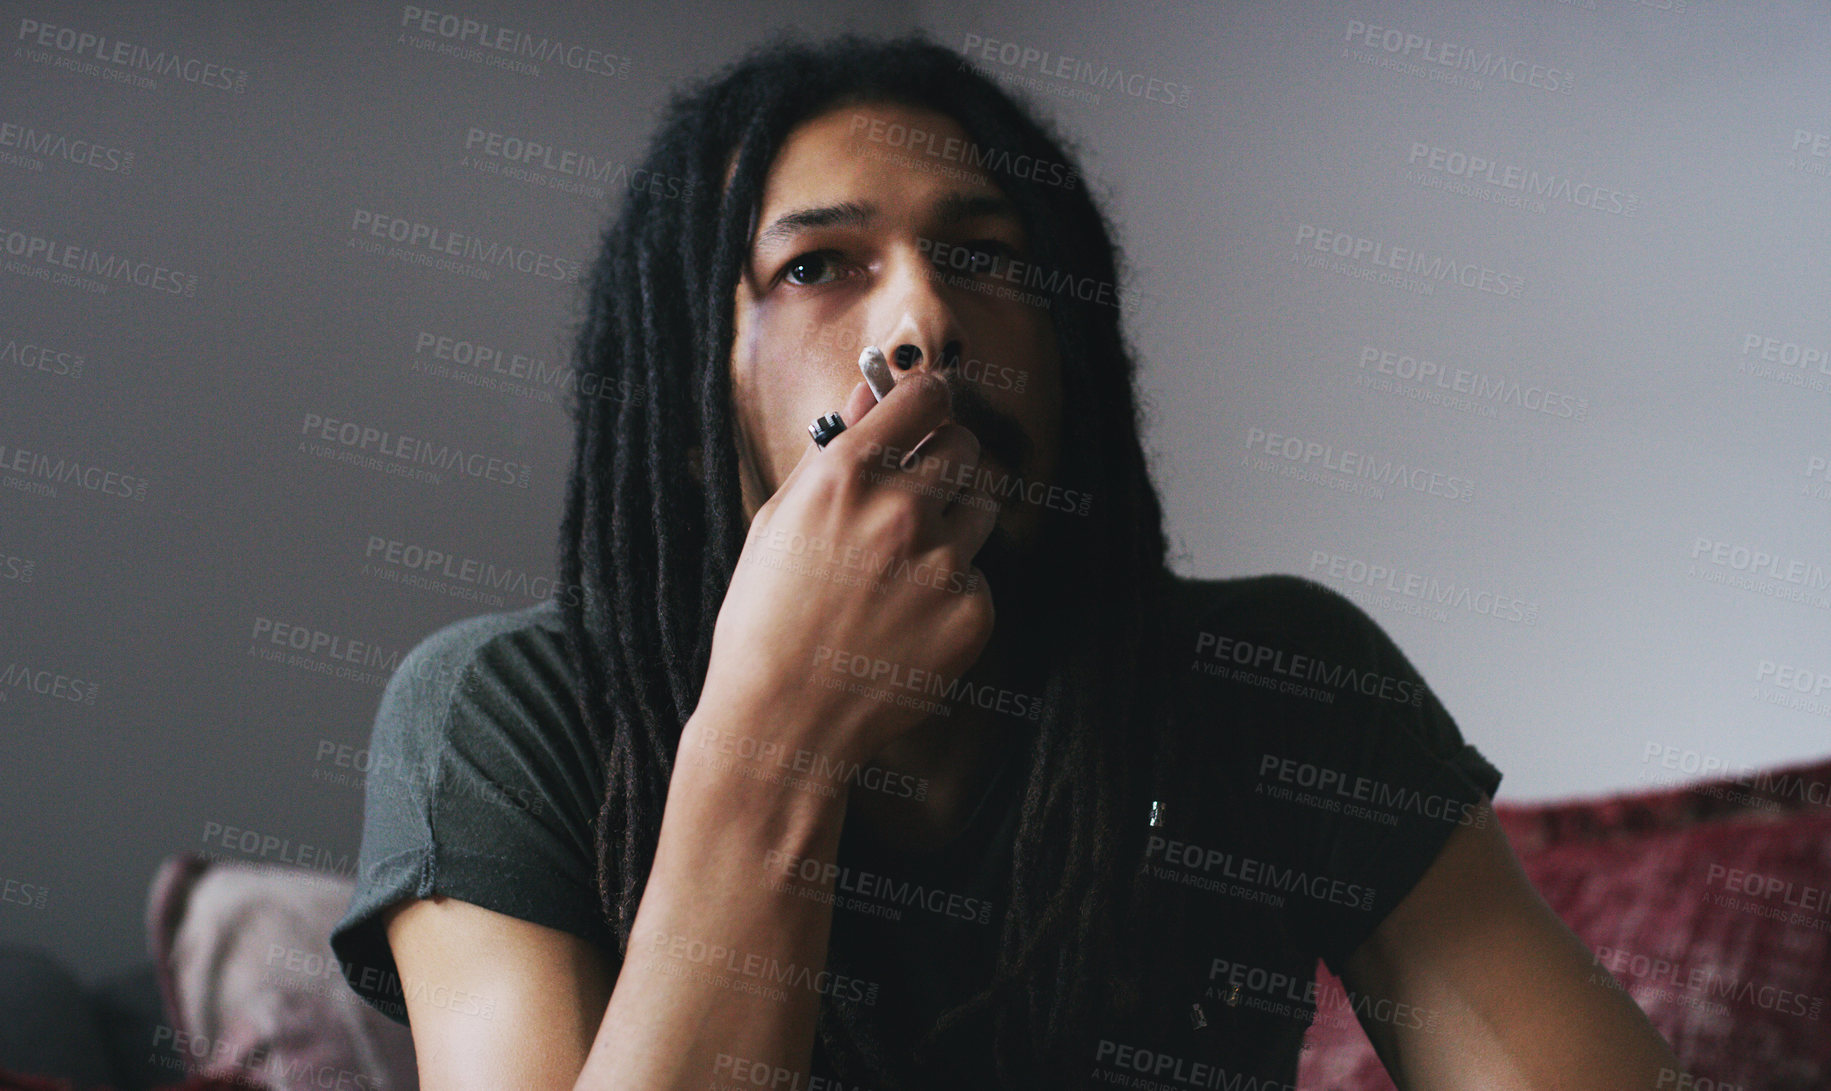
[782,251,843,287]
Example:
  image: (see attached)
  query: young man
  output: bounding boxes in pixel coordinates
[330,35,1683,1090]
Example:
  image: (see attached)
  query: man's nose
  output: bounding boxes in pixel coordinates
[873,253,964,380]
[889,339,963,374]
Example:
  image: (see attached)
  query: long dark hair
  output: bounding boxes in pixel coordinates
[557,33,1182,1085]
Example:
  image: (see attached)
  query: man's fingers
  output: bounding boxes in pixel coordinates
[772,381,878,511]
[942,456,1001,552]
[830,370,952,461]
[876,422,994,551]
[899,421,978,489]
[839,380,878,428]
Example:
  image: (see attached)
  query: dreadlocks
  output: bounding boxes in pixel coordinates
[557,33,1189,1086]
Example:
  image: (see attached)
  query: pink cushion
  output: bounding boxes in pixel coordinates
[145,854,418,1091]
[1298,756,1831,1088]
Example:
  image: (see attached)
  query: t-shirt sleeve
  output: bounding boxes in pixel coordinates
[1180,575,1503,976]
[328,604,617,1024]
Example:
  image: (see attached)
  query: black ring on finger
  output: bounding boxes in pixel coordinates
[808,410,846,448]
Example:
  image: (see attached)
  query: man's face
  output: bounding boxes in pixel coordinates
[728,100,1065,562]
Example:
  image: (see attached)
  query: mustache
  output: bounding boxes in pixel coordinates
[939,370,1031,477]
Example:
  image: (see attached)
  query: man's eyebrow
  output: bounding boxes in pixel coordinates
[933,191,1019,224]
[754,200,878,249]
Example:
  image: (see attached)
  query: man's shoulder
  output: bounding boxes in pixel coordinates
[1156,570,1414,723]
[338,599,612,978]
[1160,571,1371,643]
[400,599,569,674]
[379,599,576,736]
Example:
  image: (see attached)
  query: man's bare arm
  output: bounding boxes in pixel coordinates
[384,897,616,1087]
[1339,798,1685,1089]
[572,710,852,1088]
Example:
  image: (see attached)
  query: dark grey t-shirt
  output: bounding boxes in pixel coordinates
[328,574,1502,1081]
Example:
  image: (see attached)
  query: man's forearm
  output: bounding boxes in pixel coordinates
[574,708,853,1090]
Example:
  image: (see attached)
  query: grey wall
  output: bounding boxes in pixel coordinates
[4,0,1827,983]
[0,0,903,983]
